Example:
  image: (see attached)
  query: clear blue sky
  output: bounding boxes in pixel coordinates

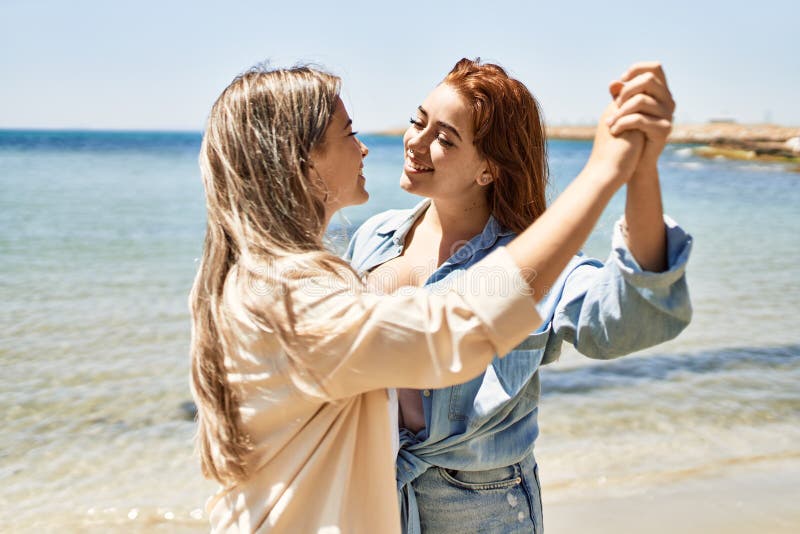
[1,0,798,131]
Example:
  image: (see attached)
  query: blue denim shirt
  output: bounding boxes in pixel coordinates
[344,199,693,534]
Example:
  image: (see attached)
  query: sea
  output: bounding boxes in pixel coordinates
[1,130,798,531]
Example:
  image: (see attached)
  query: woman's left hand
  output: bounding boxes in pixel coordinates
[606,62,675,173]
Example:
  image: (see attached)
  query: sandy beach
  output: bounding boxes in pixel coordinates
[544,458,800,533]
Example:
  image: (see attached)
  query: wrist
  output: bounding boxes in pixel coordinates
[630,160,659,183]
[579,162,628,192]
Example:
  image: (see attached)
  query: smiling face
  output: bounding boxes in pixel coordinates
[401,83,492,203]
[310,97,369,216]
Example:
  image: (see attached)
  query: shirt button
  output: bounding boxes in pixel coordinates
[422,390,431,397]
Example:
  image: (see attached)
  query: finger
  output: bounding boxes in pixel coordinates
[609,113,672,141]
[616,73,674,113]
[607,94,672,126]
[617,72,670,103]
[620,61,667,85]
[609,80,624,99]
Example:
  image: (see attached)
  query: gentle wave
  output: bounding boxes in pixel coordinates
[541,344,800,396]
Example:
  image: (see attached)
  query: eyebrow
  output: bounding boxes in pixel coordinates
[418,106,462,141]
[343,118,353,131]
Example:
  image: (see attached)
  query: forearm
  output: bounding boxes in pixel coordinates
[506,162,630,300]
[623,162,667,272]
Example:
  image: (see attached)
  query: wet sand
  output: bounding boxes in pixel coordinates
[544,459,800,533]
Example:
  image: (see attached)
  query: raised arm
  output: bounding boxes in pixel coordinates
[506,105,645,296]
[266,112,647,400]
[607,61,676,272]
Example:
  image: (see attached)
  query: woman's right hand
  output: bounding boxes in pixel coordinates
[585,103,645,186]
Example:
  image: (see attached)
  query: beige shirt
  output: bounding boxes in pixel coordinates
[206,248,541,533]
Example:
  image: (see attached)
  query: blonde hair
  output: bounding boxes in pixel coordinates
[189,64,350,485]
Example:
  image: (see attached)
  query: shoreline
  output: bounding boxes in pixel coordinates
[550,123,800,168]
[13,455,799,532]
[374,122,800,143]
[374,123,800,169]
[547,122,800,143]
[543,457,800,533]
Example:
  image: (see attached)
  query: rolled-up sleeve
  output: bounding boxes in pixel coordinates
[284,248,541,400]
[541,215,692,364]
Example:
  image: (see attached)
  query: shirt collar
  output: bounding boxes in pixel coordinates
[374,198,515,262]
[375,199,431,243]
[449,211,514,266]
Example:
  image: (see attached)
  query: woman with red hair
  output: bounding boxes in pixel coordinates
[346,59,691,533]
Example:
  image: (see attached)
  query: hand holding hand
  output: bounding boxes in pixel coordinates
[586,102,645,186]
[605,62,671,272]
[606,62,675,173]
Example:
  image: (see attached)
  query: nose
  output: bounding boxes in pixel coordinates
[359,139,369,157]
[406,130,428,155]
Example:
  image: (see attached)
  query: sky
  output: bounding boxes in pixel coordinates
[1,0,798,132]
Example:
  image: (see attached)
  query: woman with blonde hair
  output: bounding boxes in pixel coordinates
[190,63,648,532]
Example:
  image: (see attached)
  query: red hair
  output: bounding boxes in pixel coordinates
[443,58,548,234]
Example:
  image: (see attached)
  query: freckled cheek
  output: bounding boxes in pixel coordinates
[430,147,449,169]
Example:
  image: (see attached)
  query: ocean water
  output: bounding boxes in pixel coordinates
[1,130,798,531]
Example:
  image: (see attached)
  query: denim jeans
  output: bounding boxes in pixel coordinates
[412,452,543,533]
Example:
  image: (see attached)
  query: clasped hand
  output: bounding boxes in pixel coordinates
[589,61,676,183]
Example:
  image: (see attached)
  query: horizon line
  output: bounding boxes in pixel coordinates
[2,121,799,136]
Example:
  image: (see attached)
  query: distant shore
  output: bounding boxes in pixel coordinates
[374,123,800,169]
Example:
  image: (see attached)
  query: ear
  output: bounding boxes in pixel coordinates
[476,161,496,186]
